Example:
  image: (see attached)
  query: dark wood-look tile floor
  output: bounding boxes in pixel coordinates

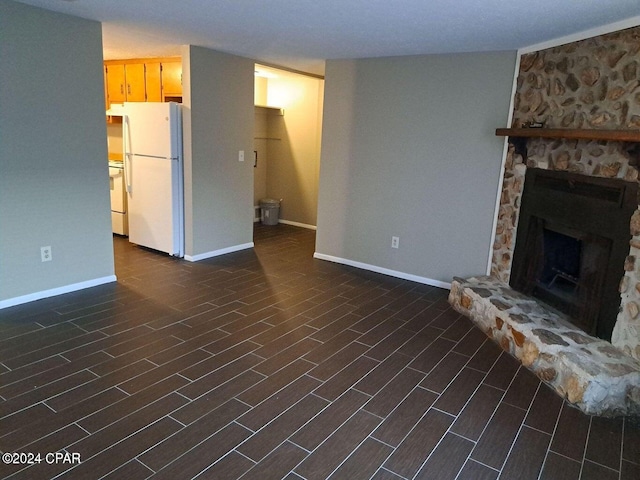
[1,224,639,479]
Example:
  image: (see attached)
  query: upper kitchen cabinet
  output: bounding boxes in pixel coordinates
[161,61,182,101]
[104,58,181,108]
[104,62,146,104]
[145,62,162,102]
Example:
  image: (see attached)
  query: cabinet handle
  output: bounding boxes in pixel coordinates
[120,84,124,95]
[127,84,131,95]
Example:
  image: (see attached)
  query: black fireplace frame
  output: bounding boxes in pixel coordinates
[510,168,638,340]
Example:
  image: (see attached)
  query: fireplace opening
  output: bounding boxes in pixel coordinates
[540,228,581,294]
[510,168,637,341]
[515,218,612,335]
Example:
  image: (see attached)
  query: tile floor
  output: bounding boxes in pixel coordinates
[0,224,638,479]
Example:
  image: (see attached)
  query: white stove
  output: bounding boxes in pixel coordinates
[108,162,128,235]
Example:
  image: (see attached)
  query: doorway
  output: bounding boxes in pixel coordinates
[253,65,324,230]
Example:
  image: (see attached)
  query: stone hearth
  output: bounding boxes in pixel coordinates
[448,26,640,417]
[449,276,640,416]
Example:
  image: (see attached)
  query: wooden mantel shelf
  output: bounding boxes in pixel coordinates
[496,128,640,143]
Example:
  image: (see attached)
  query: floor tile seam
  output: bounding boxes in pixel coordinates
[586,417,625,471]
[234,387,329,444]
[251,325,322,356]
[66,412,185,477]
[233,372,319,416]
[74,421,92,436]
[114,385,131,398]
[0,367,103,416]
[377,466,410,480]
[156,327,228,352]
[457,457,501,478]
[178,368,266,410]
[582,457,622,474]
[85,358,156,388]
[100,331,191,362]
[0,354,75,393]
[9,388,124,449]
[355,361,419,403]
[200,334,267,358]
[620,419,638,470]
[235,413,320,464]
[469,365,542,471]
[407,425,475,480]
[252,348,318,378]
[371,403,456,452]
[0,330,110,369]
[358,323,409,350]
[305,344,373,384]
[417,348,478,396]
[225,448,257,472]
[455,381,508,458]
[286,390,375,456]
[73,388,188,438]
[501,422,552,477]
[269,440,313,480]
[140,416,251,475]
[141,345,222,380]
[322,430,393,480]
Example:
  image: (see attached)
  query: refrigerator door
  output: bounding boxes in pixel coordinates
[127,156,181,255]
[123,102,180,159]
[123,102,184,257]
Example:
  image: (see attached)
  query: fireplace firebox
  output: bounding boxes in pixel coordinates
[510,168,638,340]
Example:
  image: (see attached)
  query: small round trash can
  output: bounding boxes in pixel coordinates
[260,198,281,226]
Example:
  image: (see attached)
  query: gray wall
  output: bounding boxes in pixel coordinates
[182,46,255,259]
[316,52,517,284]
[0,0,115,305]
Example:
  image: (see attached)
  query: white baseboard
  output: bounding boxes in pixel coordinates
[313,253,451,290]
[0,275,118,310]
[185,242,254,262]
[278,219,317,230]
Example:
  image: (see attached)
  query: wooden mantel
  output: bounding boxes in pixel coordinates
[496,128,640,143]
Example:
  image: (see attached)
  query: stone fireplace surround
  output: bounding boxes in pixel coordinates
[449,27,640,416]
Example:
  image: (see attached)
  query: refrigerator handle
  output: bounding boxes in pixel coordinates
[123,114,133,193]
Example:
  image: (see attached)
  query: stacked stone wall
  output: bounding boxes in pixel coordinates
[491,26,640,360]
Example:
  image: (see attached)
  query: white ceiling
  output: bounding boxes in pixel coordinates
[14,0,640,76]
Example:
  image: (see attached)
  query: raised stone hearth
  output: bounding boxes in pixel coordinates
[449,276,640,417]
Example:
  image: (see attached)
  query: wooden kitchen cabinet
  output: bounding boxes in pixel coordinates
[104,57,181,107]
[161,61,182,100]
[124,63,146,101]
[104,62,146,104]
[105,63,126,104]
[145,62,162,102]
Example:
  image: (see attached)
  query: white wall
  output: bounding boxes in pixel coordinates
[0,0,115,306]
[181,46,255,260]
[315,52,517,286]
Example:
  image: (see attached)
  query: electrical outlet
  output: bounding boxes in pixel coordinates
[41,246,52,262]
[391,236,399,249]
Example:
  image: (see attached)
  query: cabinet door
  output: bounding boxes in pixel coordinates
[161,62,182,97]
[145,62,162,102]
[106,64,126,104]
[124,63,146,102]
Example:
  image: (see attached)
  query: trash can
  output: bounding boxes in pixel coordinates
[260,198,281,225]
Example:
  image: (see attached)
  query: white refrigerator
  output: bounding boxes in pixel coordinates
[122,102,184,257]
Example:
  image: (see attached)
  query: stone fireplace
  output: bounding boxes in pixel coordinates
[449,26,640,416]
[510,167,638,341]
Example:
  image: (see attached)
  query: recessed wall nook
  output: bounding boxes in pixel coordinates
[450,26,640,416]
